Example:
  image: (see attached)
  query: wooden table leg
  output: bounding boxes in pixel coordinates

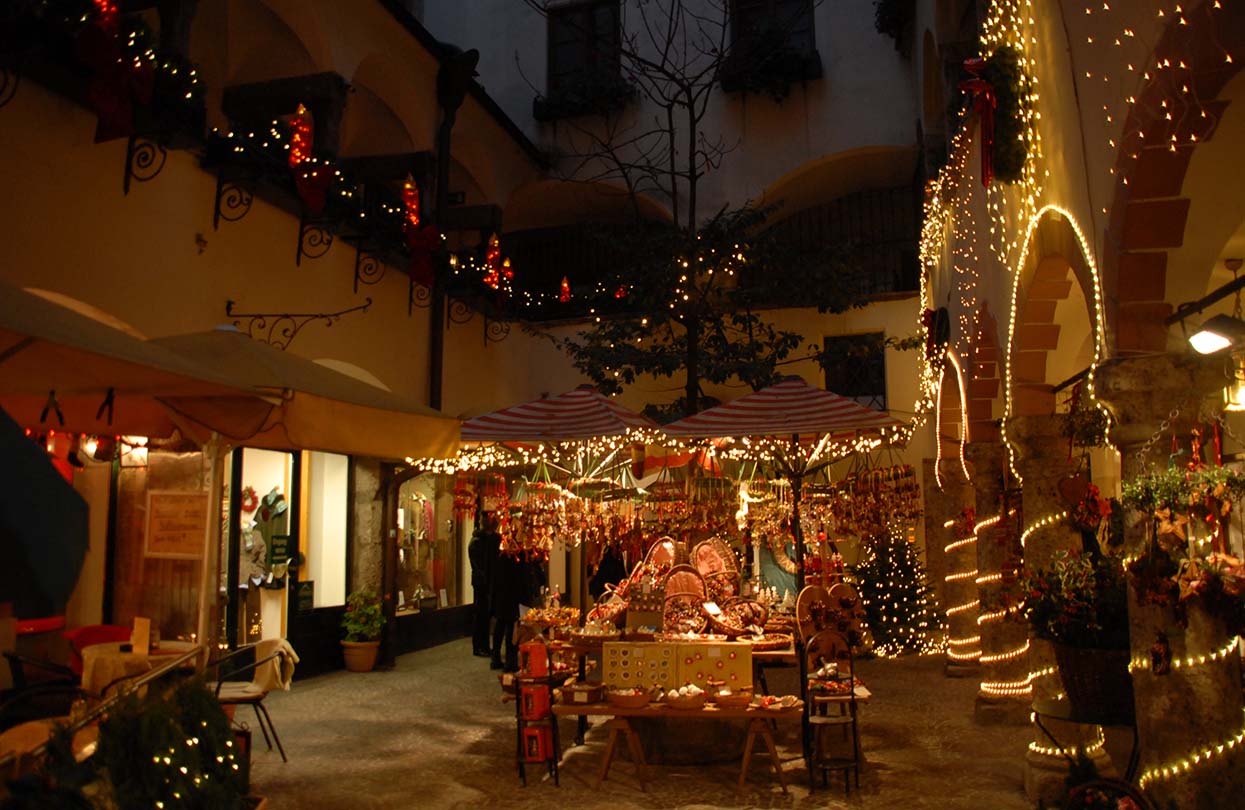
[622,720,648,791]
[738,723,758,791]
[759,720,789,794]
[594,721,621,787]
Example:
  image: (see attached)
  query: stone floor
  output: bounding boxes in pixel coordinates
[250,639,1035,809]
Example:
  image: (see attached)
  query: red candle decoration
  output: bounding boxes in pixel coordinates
[559,276,571,303]
[483,233,502,289]
[402,175,441,288]
[288,104,312,169]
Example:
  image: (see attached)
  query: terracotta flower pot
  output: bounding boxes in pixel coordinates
[341,640,380,672]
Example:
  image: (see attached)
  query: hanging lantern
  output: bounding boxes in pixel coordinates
[614,284,628,299]
[93,0,119,33]
[288,104,313,168]
[502,257,514,282]
[559,276,571,303]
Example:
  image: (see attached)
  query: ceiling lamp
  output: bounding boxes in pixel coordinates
[1189,314,1245,354]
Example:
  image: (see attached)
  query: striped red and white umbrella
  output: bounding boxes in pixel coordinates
[461,385,660,442]
[663,376,903,440]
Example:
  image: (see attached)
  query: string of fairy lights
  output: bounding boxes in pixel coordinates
[942,514,982,663]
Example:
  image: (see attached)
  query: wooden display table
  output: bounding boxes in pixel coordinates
[80,640,198,696]
[551,700,803,792]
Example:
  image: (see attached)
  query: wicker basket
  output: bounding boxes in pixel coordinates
[608,689,654,709]
[665,692,707,711]
[712,691,753,708]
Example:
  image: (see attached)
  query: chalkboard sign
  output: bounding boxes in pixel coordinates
[144,491,209,559]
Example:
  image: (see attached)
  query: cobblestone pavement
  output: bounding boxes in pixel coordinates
[250,639,1035,809]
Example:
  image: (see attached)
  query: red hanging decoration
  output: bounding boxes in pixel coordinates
[93,0,120,33]
[559,276,571,303]
[959,57,996,188]
[502,257,514,283]
[75,2,153,143]
[614,284,628,299]
[483,233,502,289]
[402,174,441,288]
[285,104,332,214]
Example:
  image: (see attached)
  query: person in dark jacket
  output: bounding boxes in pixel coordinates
[467,511,500,657]
[490,545,525,671]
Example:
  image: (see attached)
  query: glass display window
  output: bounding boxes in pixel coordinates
[395,474,461,613]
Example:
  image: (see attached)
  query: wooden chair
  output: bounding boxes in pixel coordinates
[208,640,291,763]
[801,629,862,795]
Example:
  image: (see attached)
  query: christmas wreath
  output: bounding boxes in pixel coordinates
[239,485,259,514]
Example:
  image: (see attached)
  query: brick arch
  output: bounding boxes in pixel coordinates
[968,302,1002,442]
[1105,0,1245,354]
[1004,209,1103,421]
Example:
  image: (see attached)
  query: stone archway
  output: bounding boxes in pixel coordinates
[1105,0,1245,354]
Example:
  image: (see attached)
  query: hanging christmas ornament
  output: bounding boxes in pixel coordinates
[502,257,514,283]
[614,284,628,299]
[559,276,571,303]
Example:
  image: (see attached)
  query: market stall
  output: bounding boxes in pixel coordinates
[663,376,908,591]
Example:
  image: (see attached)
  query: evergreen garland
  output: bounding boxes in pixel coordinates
[980,45,1028,183]
[851,532,946,656]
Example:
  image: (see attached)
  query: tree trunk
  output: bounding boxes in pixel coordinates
[685,317,700,415]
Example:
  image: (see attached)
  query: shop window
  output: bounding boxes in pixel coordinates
[303,451,348,608]
[228,448,295,645]
[823,333,888,411]
[536,1,631,121]
[395,475,461,613]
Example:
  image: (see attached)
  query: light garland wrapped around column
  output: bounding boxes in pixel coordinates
[944,508,983,670]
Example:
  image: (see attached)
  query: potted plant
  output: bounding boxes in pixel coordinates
[1018,550,1133,722]
[341,589,384,672]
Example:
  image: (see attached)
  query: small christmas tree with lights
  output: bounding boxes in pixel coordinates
[852,530,946,657]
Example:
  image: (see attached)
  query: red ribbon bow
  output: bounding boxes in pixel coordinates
[959,57,996,188]
[75,23,154,143]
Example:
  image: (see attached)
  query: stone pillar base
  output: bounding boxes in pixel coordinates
[974,694,1031,725]
[944,660,979,678]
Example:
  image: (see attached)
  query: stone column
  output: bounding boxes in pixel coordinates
[923,459,978,676]
[1097,353,1245,810]
[967,441,1030,724]
[1009,415,1111,802]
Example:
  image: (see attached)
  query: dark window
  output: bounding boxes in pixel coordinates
[547,1,621,95]
[824,333,887,411]
[732,0,815,53]
[765,186,920,296]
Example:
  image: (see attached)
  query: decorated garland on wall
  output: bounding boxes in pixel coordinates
[979,44,1028,183]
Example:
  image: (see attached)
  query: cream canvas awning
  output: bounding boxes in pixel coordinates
[153,328,459,460]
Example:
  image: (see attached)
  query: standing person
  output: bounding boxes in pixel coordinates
[490,543,523,672]
[467,511,500,658]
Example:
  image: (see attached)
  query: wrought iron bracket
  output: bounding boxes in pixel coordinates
[484,317,511,345]
[353,248,388,292]
[213,171,254,230]
[123,135,167,195]
[296,214,335,265]
[409,277,431,314]
[0,62,18,110]
[447,298,474,326]
[224,297,372,350]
